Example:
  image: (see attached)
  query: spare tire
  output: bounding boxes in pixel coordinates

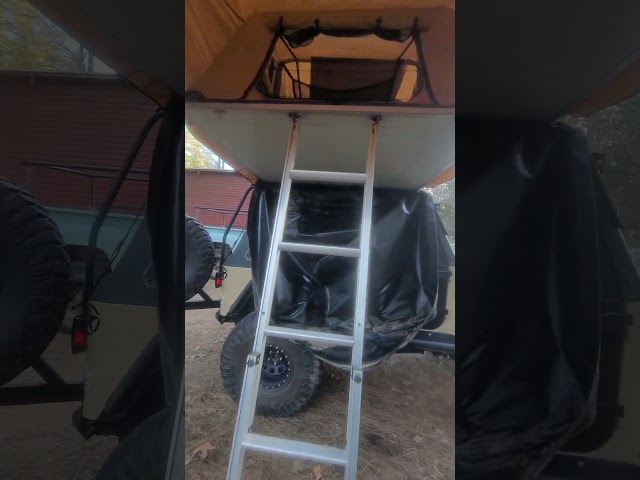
[185,215,216,301]
[0,178,70,385]
[220,312,322,417]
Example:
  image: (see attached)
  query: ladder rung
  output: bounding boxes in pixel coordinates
[242,433,348,466]
[279,242,360,258]
[290,170,367,185]
[265,325,355,346]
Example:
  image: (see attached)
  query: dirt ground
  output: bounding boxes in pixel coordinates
[185,293,455,479]
[0,289,454,480]
[0,336,117,480]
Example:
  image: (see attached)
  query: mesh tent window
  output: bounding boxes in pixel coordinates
[246,18,439,105]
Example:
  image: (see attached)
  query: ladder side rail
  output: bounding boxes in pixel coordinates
[227,116,301,479]
[344,118,378,480]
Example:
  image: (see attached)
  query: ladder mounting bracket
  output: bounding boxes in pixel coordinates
[246,352,261,367]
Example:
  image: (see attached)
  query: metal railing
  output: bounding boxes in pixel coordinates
[23,160,150,210]
[193,206,249,228]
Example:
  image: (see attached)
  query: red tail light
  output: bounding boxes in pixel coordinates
[71,317,88,353]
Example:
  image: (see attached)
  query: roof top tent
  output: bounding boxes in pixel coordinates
[184,1,457,373]
[186,3,456,477]
[185,1,455,188]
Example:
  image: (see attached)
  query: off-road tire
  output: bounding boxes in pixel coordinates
[96,408,173,480]
[220,312,322,417]
[0,178,70,386]
[185,215,215,301]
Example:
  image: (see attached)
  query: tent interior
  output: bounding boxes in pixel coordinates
[186,13,454,107]
[186,1,454,106]
[226,25,432,104]
[184,2,455,187]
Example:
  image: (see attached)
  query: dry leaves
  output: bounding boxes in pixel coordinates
[185,441,216,466]
[313,464,324,480]
[184,307,454,479]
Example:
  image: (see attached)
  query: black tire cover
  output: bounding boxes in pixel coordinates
[184,215,215,301]
[0,178,70,386]
[96,408,173,480]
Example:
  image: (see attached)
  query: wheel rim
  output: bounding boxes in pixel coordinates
[260,343,293,391]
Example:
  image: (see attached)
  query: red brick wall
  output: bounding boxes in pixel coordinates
[0,73,255,224]
[0,72,158,213]
[185,170,253,228]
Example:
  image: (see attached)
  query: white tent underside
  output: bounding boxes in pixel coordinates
[187,106,454,189]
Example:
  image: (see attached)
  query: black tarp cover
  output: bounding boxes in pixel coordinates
[247,182,440,367]
[455,120,602,479]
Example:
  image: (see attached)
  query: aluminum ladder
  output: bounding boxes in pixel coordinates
[226,113,379,480]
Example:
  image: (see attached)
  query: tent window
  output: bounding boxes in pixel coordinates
[253,24,430,104]
[268,58,419,102]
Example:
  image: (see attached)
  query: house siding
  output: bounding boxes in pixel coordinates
[185,170,252,228]
[0,73,254,227]
[0,73,158,213]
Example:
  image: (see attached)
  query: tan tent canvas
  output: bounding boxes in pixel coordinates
[185,1,456,188]
[186,1,454,102]
[26,0,638,119]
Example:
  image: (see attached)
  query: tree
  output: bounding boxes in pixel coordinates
[0,0,88,72]
[579,94,639,248]
[563,93,640,248]
[428,178,455,242]
[185,127,227,170]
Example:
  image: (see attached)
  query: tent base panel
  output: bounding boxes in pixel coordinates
[187,104,454,189]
